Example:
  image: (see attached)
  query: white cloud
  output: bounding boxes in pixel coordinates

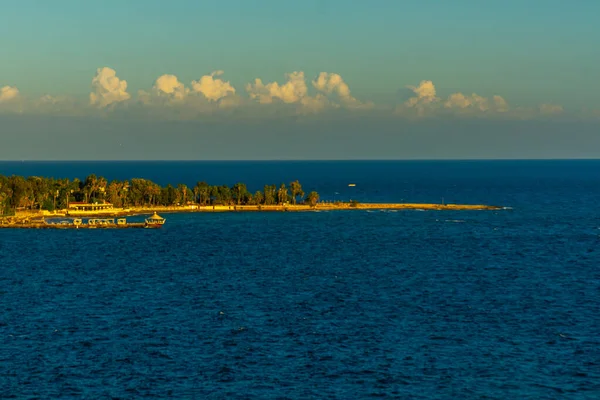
[406,80,438,107]
[191,71,236,102]
[0,69,581,121]
[492,95,509,112]
[312,72,361,107]
[138,72,239,114]
[0,86,20,103]
[444,93,509,113]
[245,71,370,113]
[445,93,487,110]
[300,93,331,113]
[152,74,189,101]
[89,67,131,108]
[395,80,439,116]
[397,80,511,117]
[246,71,308,104]
[539,103,564,115]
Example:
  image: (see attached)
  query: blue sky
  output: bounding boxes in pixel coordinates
[1,1,599,159]
[1,0,599,107]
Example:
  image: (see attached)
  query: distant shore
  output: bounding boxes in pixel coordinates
[2,202,504,222]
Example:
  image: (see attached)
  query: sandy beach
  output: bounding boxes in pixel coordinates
[0,202,503,223]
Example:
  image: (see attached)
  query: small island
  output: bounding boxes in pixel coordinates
[0,173,503,226]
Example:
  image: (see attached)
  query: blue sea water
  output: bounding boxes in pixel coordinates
[1,160,599,399]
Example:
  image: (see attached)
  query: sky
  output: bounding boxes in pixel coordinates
[1,0,599,159]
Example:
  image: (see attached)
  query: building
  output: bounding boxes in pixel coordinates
[68,201,114,212]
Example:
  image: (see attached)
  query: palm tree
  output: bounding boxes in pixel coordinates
[277,183,289,205]
[289,180,304,205]
[253,190,264,205]
[119,180,130,207]
[263,185,276,205]
[96,176,108,201]
[83,174,98,203]
[306,191,320,207]
[197,182,210,205]
[232,182,248,205]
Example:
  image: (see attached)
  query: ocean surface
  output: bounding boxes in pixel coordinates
[1,160,599,399]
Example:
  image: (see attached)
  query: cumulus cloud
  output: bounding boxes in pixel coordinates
[0,86,20,103]
[137,74,185,107]
[445,92,487,110]
[397,80,511,117]
[0,68,580,121]
[245,71,369,114]
[191,71,236,102]
[312,72,362,107]
[539,103,564,115]
[152,74,189,101]
[395,80,439,116]
[445,92,509,113]
[492,95,509,112]
[299,94,331,114]
[246,71,308,104]
[89,67,131,108]
[138,72,239,114]
[406,80,438,107]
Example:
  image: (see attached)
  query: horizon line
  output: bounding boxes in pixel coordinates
[1,158,600,163]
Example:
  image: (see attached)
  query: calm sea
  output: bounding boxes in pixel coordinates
[1,160,599,398]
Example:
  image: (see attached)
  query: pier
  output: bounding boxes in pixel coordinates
[0,214,166,229]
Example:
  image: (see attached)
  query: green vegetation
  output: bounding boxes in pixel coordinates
[0,174,320,214]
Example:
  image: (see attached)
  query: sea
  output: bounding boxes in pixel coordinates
[1,160,599,399]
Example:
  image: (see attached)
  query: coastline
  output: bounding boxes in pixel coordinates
[2,202,504,223]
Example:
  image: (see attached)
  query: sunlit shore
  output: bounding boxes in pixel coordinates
[2,202,504,222]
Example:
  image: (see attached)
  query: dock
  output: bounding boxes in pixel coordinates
[0,214,166,230]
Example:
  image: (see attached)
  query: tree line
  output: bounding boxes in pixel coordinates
[0,174,320,214]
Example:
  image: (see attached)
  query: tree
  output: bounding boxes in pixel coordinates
[211,185,232,205]
[107,180,121,207]
[277,183,289,205]
[96,176,108,202]
[50,179,63,210]
[83,174,98,203]
[289,180,304,205]
[159,184,180,206]
[147,182,162,205]
[8,175,28,210]
[69,178,81,203]
[0,175,12,214]
[253,190,264,205]
[177,184,192,205]
[121,180,130,207]
[209,185,220,205]
[0,173,319,212]
[27,176,48,210]
[219,185,232,205]
[232,182,248,205]
[128,178,146,206]
[263,185,276,205]
[305,191,320,207]
[194,182,210,205]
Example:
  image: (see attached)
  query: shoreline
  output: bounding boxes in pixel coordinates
[2,202,505,222]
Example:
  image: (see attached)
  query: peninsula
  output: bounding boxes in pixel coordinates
[0,173,503,223]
